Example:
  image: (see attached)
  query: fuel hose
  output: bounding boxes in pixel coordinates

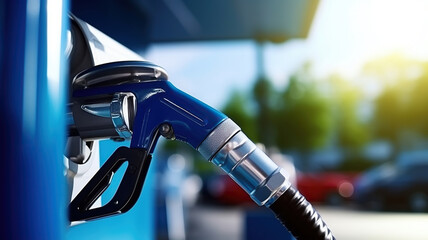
[269,186,335,239]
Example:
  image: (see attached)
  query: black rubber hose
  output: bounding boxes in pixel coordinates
[269,186,335,240]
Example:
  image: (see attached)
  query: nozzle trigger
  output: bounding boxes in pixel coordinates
[68,147,152,222]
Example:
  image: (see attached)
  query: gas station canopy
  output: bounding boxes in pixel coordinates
[72,0,319,50]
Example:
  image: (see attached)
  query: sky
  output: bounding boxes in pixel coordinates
[144,0,428,109]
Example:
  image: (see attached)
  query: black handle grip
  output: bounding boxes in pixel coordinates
[269,186,335,240]
[69,147,152,222]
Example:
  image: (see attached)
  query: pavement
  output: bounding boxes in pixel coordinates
[186,204,428,240]
[186,205,244,240]
[317,206,428,240]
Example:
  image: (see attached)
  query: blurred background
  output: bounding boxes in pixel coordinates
[70,0,428,239]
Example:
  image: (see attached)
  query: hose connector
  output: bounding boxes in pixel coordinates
[198,119,291,206]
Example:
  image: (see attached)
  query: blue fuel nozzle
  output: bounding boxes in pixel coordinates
[68,60,334,240]
[68,60,289,222]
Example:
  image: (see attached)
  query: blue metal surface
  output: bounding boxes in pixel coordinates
[73,62,227,151]
[245,208,294,240]
[0,0,68,239]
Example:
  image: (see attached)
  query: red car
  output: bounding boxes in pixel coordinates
[203,171,360,206]
[296,171,360,205]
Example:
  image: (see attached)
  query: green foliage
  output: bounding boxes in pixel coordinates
[223,63,367,153]
[253,77,276,146]
[366,55,428,148]
[329,75,371,149]
[408,72,428,136]
[275,69,333,151]
[373,85,407,143]
[222,91,258,141]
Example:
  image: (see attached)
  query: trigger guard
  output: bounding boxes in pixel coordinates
[68,146,151,222]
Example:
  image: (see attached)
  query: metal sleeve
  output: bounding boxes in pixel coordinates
[198,119,291,206]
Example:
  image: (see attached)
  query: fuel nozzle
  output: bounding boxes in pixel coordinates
[68,61,334,239]
[68,61,227,222]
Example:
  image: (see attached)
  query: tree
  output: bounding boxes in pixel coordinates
[363,54,428,151]
[407,70,428,136]
[328,75,370,149]
[373,85,406,145]
[222,91,258,141]
[253,76,276,146]
[275,66,333,151]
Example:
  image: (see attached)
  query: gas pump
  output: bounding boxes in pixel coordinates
[66,16,335,240]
